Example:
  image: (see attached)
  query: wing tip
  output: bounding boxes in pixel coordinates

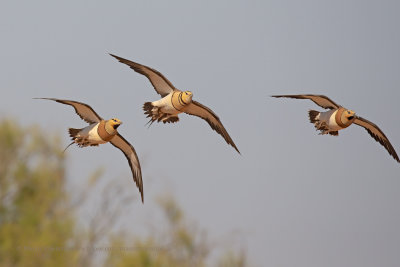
[392,151,400,163]
[232,144,241,155]
[33,97,58,102]
[270,95,295,99]
[109,53,122,61]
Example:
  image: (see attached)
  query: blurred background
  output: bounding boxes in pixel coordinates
[1,1,399,266]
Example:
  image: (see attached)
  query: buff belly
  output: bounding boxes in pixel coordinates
[79,123,108,145]
[319,110,343,131]
[152,93,182,115]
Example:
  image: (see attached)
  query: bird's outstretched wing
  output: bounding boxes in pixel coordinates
[271,94,340,110]
[110,54,175,97]
[183,101,240,154]
[354,116,399,163]
[110,134,144,202]
[36,98,102,123]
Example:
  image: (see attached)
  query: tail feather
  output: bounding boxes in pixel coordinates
[68,128,81,139]
[143,102,154,117]
[62,141,75,153]
[308,110,320,123]
[143,102,157,127]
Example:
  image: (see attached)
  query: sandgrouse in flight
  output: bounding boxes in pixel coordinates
[272,94,399,163]
[36,98,144,202]
[110,54,240,154]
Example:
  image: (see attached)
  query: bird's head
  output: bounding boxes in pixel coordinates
[182,91,193,104]
[344,109,355,121]
[106,118,123,131]
[341,109,356,124]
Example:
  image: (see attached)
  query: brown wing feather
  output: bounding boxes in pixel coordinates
[110,54,175,97]
[271,94,340,109]
[183,101,240,154]
[354,116,399,163]
[36,98,102,123]
[110,134,144,202]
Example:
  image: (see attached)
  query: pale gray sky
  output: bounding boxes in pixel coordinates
[1,1,399,266]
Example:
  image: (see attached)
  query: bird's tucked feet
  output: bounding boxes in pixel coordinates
[162,115,179,124]
[143,102,179,126]
[309,110,330,135]
[314,121,330,135]
[68,127,91,147]
[328,131,339,136]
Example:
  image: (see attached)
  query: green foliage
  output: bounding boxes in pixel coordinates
[217,250,247,267]
[0,119,78,267]
[106,195,209,267]
[105,195,248,267]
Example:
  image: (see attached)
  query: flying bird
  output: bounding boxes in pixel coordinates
[109,53,240,154]
[271,94,399,163]
[36,98,144,202]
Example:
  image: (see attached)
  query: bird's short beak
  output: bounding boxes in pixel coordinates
[114,122,122,129]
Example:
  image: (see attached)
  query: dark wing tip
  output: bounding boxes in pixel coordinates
[110,134,145,203]
[109,53,129,63]
[188,101,240,154]
[355,117,400,164]
[213,122,240,155]
[33,97,54,100]
[228,138,240,154]
[270,94,303,98]
[109,53,123,61]
[233,145,241,155]
[270,95,301,99]
[33,97,62,103]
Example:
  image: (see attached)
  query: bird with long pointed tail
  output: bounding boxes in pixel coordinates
[109,54,240,154]
[36,98,144,202]
[272,94,399,163]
